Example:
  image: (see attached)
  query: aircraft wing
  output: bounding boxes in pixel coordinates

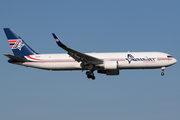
[52,33,103,65]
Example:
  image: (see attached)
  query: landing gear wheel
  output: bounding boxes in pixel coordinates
[86,71,90,75]
[87,75,91,79]
[161,72,164,76]
[92,76,95,80]
[86,70,95,80]
[161,67,165,76]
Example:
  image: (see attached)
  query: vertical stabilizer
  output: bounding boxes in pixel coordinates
[4,28,37,57]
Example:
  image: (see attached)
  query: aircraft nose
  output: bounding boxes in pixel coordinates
[174,58,177,64]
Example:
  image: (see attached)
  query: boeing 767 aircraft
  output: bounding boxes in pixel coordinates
[3,28,177,80]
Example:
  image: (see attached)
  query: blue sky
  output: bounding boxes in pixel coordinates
[0,0,180,120]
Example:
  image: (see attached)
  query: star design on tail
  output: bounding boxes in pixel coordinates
[12,40,25,51]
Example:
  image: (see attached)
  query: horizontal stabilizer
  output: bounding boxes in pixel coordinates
[4,54,29,62]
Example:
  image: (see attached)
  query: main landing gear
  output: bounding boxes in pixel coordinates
[161,67,165,76]
[86,71,95,80]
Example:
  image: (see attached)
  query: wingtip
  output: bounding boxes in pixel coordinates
[52,33,58,39]
[3,28,11,30]
[52,33,66,47]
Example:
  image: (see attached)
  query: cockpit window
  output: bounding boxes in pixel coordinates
[167,55,172,58]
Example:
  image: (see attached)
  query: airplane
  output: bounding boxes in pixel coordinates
[3,28,177,80]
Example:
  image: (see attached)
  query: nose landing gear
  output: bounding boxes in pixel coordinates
[86,71,95,80]
[161,67,165,76]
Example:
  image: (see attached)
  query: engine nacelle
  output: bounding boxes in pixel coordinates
[103,61,118,70]
[98,69,119,75]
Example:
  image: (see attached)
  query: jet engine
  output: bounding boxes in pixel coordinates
[97,61,119,75]
[103,61,118,69]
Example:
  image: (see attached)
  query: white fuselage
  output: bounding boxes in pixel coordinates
[13,52,177,71]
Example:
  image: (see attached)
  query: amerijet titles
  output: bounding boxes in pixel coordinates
[125,54,156,64]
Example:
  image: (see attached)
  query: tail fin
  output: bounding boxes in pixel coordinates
[4,28,37,57]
